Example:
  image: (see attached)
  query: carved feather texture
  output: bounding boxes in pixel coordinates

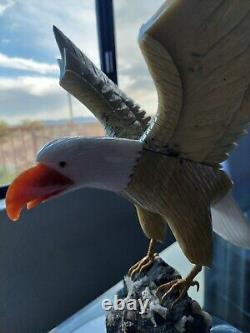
[53,26,151,140]
[139,33,183,152]
[139,0,250,165]
[124,151,232,265]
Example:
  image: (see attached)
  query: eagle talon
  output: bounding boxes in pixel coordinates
[156,279,176,295]
[128,254,156,278]
[156,278,200,307]
[128,239,157,278]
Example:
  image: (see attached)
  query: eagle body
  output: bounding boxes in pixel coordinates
[124,149,232,266]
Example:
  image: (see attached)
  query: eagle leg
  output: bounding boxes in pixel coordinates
[128,239,157,278]
[156,264,202,307]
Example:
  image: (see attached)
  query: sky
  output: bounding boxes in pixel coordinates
[0,0,162,125]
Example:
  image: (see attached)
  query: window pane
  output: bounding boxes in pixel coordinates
[113,0,162,115]
[0,0,103,185]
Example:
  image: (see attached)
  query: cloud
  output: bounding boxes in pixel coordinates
[1,38,10,44]
[6,0,100,64]
[0,76,59,95]
[0,53,58,74]
[113,0,163,115]
[0,76,93,124]
[0,0,14,15]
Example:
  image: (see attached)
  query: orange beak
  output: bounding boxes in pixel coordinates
[6,163,74,221]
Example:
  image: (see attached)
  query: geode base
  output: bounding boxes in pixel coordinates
[106,257,211,333]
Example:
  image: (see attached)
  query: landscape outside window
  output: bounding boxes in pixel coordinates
[0,0,103,186]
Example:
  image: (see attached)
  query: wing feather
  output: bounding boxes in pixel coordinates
[53,26,151,139]
[139,33,183,150]
[211,192,250,248]
[140,0,250,164]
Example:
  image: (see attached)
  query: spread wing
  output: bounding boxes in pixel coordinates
[140,0,250,165]
[53,26,151,139]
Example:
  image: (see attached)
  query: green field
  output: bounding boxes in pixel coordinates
[0,167,14,185]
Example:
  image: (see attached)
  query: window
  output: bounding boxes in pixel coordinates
[113,0,162,116]
[0,0,104,186]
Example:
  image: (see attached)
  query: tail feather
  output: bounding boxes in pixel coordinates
[211,192,250,249]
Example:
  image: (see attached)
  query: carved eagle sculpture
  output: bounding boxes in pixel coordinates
[6,0,250,304]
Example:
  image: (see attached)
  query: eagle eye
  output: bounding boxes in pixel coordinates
[59,161,67,168]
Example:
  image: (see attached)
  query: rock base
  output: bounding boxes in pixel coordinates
[106,257,211,333]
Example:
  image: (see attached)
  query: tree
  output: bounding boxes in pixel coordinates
[21,119,43,130]
[0,120,9,138]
